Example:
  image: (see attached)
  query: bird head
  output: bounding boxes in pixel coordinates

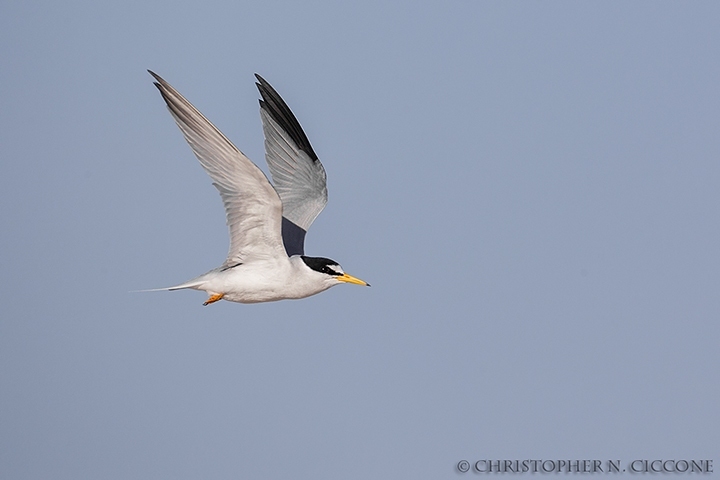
[301,256,369,287]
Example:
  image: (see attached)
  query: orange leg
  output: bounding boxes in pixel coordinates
[203,293,224,306]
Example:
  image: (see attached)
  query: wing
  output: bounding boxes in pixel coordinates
[149,71,286,266]
[255,74,328,256]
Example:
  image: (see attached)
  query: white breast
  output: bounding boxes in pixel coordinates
[198,255,335,303]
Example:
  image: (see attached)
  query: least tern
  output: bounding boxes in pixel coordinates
[148,71,368,305]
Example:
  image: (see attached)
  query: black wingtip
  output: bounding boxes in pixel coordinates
[148,70,165,92]
[254,74,319,162]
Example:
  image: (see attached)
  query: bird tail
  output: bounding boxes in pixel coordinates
[131,278,207,293]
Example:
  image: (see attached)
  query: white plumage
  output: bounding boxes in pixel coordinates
[148,71,368,305]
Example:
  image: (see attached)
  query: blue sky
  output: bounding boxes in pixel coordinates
[1,1,719,478]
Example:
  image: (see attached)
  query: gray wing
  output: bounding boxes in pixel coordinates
[150,71,286,266]
[255,74,328,256]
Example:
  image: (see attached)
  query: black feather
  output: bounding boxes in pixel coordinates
[255,74,319,162]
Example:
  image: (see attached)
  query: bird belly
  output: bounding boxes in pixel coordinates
[199,262,329,304]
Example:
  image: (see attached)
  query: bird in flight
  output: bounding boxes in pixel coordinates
[148,71,369,305]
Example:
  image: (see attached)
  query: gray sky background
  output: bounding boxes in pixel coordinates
[1,1,719,478]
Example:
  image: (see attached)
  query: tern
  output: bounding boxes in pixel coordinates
[148,71,369,305]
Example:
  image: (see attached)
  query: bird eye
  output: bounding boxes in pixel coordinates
[322,265,340,276]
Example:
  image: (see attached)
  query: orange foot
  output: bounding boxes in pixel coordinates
[203,293,224,306]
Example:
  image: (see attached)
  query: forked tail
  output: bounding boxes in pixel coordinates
[131,278,207,293]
